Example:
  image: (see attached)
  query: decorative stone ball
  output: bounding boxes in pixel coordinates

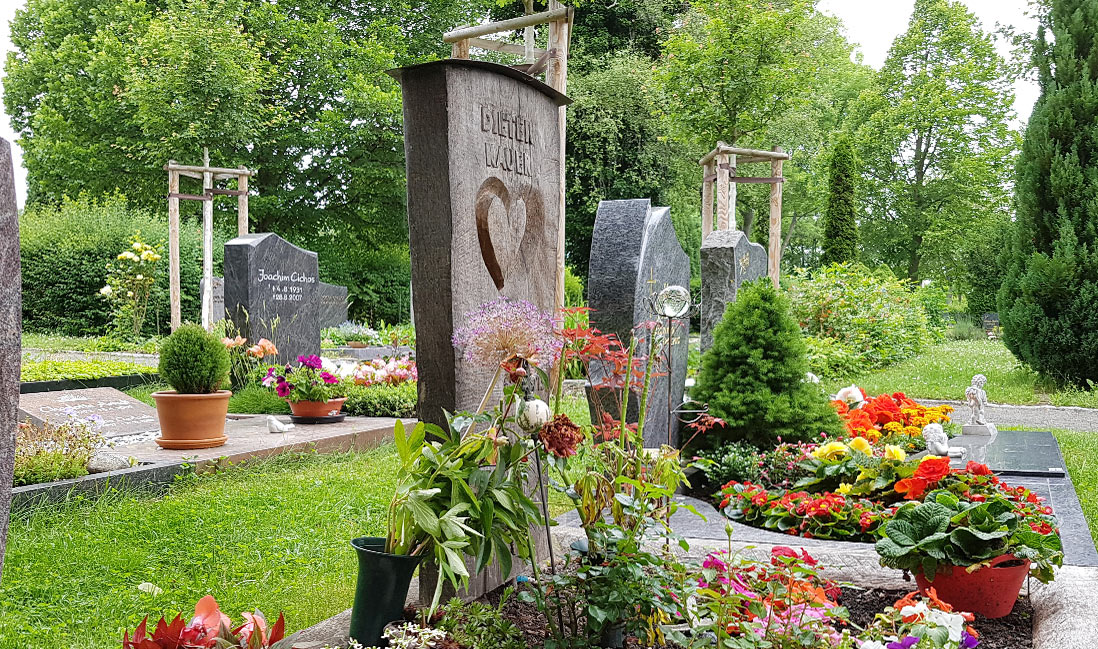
[518,398,551,433]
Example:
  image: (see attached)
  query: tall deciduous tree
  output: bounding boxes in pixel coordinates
[821,135,859,265]
[853,0,1017,281]
[999,0,1098,386]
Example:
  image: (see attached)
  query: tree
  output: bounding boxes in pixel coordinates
[853,0,1017,281]
[999,0,1098,386]
[821,135,859,265]
[691,280,843,447]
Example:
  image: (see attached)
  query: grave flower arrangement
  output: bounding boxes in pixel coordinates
[262,354,347,406]
[123,595,297,648]
[223,334,278,390]
[352,357,417,387]
[832,385,953,451]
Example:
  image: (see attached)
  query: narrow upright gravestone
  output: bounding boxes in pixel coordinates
[0,138,19,581]
[391,59,568,601]
[200,276,225,323]
[224,233,321,363]
[587,199,691,447]
[318,282,349,328]
[700,229,768,352]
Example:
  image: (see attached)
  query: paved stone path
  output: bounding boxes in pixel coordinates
[923,398,1098,433]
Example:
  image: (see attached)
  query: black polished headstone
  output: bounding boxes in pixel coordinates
[224,233,320,363]
[587,199,691,447]
[700,229,768,352]
[947,430,1066,477]
[319,282,349,328]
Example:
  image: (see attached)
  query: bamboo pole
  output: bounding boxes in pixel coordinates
[201,147,214,330]
[768,147,784,288]
[701,161,715,239]
[237,169,248,236]
[168,166,181,331]
[715,153,730,231]
[443,8,570,42]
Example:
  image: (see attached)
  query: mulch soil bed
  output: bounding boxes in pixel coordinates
[479,585,1033,649]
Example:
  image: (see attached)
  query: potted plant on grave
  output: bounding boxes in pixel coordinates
[875,488,1063,617]
[152,323,232,449]
[262,354,347,417]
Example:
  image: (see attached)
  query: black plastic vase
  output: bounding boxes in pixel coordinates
[349,536,425,645]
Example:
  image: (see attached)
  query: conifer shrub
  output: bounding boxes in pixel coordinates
[821,135,859,266]
[692,280,843,447]
[999,0,1098,386]
[158,324,230,394]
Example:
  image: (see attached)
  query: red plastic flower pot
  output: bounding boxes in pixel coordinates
[287,397,347,417]
[915,554,1030,618]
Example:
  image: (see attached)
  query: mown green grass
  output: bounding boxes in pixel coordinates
[21,333,161,354]
[1047,429,1098,544]
[822,340,1098,407]
[0,448,399,649]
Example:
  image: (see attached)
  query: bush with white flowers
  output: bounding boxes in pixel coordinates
[99,232,162,340]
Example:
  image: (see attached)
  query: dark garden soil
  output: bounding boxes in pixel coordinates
[478,586,1034,649]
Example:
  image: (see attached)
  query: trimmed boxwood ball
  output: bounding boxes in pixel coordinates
[692,280,843,447]
[158,324,230,394]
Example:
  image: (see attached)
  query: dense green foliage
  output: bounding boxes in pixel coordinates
[789,264,936,377]
[13,419,101,487]
[820,135,859,265]
[344,381,418,418]
[19,196,222,335]
[157,324,230,394]
[227,384,292,415]
[999,0,1098,387]
[20,359,156,383]
[852,0,1017,282]
[692,280,843,447]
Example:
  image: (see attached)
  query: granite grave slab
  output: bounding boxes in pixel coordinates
[587,199,691,446]
[947,430,1066,477]
[18,387,160,439]
[700,229,768,352]
[224,233,320,363]
[0,136,19,574]
[200,276,225,322]
[319,282,349,328]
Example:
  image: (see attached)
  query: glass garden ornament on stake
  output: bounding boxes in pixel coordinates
[646,285,695,447]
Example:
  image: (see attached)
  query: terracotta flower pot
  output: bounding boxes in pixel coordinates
[915,554,1030,618]
[152,390,231,449]
[288,397,347,418]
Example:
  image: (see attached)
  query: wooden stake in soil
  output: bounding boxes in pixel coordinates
[768,146,784,288]
[168,165,181,331]
[201,147,214,330]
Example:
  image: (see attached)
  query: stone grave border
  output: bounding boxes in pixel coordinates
[20,373,159,395]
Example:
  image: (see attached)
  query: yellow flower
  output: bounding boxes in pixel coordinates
[857,469,874,482]
[883,445,907,461]
[883,421,903,434]
[837,483,853,495]
[849,437,873,455]
[812,441,849,460]
[903,426,922,437]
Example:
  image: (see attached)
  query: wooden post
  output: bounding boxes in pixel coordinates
[715,152,730,231]
[168,164,181,331]
[452,38,470,59]
[201,147,214,330]
[523,0,535,63]
[237,168,248,236]
[548,1,572,314]
[727,153,737,231]
[701,161,715,239]
[768,146,784,288]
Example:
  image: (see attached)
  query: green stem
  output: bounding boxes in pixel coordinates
[635,326,659,445]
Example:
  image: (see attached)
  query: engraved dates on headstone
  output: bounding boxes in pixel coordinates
[17,387,160,439]
[700,229,768,352]
[223,233,321,363]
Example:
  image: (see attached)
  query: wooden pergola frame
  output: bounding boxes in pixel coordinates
[165,147,254,331]
[700,142,790,288]
[444,1,574,312]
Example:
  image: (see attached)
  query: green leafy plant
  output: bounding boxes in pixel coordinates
[263,355,345,403]
[344,382,417,418]
[99,232,163,341]
[20,359,156,383]
[158,323,230,394]
[14,417,103,486]
[821,135,859,266]
[876,489,1063,583]
[692,280,844,447]
[435,591,525,649]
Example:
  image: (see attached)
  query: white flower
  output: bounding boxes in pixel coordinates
[126,290,134,297]
[927,609,965,642]
[857,642,887,649]
[804,372,820,384]
[899,601,930,622]
[132,241,142,250]
[137,582,163,596]
[99,285,113,296]
[834,384,865,408]
[135,274,143,280]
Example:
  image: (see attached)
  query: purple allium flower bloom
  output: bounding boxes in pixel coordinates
[887,637,920,649]
[960,632,979,648]
[451,297,562,370]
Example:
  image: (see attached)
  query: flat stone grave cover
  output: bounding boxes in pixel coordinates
[948,430,1066,477]
[18,387,159,439]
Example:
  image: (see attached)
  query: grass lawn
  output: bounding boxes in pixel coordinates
[0,448,399,649]
[822,339,1098,408]
[21,332,160,354]
[1044,428,1098,544]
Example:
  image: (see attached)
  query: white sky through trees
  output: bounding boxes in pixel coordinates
[0,0,1040,209]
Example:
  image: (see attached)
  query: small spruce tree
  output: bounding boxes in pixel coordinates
[692,280,843,447]
[999,0,1098,386]
[821,135,859,266]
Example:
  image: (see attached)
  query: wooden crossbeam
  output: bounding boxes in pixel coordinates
[699,143,791,166]
[164,163,254,177]
[444,7,570,43]
[468,37,546,57]
[702,174,785,184]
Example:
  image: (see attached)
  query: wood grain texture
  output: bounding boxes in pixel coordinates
[768,149,784,288]
[168,168,181,331]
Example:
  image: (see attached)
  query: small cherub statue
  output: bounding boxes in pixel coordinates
[965,374,989,425]
[923,422,965,458]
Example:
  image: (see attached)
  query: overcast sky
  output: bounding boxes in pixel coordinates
[0,0,1041,209]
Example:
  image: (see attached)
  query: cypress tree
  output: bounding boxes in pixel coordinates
[821,135,859,266]
[999,0,1098,386]
[692,280,844,448]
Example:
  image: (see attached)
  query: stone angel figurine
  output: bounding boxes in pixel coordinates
[922,422,964,458]
[965,374,989,425]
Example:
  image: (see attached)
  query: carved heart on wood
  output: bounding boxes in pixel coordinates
[475,177,544,291]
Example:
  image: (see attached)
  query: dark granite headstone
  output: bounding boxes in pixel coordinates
[18,387,159,439]
[0,137,18,580]
[982,312,1000,331]
[224,233,320,363]
[319,282,349,328]
[947,430,1065,477]
[587,199,691,447]
[700,229,768,352]
[200,276,225,323]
